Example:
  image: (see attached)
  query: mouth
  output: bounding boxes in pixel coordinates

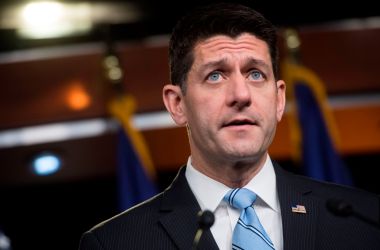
[222,118,257,128]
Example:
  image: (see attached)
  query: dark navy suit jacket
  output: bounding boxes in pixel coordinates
[79,162,380,249]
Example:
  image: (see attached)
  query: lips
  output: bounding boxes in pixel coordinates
[222,118,257,127]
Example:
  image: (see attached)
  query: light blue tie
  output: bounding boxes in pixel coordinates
[224,188,275,250]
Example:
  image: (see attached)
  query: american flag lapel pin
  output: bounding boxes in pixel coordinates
[291,204,307,214]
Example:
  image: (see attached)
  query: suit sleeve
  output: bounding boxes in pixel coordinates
[78,231,104,250]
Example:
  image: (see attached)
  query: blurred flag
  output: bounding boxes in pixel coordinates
[109,95,157,211]
[283,61,353,186]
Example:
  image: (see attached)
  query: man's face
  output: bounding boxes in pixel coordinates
[164,33,285,166]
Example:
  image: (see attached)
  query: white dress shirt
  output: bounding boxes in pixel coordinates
[185,154,283,250]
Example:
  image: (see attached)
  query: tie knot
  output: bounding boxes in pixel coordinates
[224,188,257,209]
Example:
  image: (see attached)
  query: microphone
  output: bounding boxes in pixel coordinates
[326,198,380,230]
[192,210,215,250]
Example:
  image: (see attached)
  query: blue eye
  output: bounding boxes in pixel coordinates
[250,70,263,80]
[208,72,221,82]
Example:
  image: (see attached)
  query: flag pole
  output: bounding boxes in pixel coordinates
[101,27,157,210]
[281,28,353,185]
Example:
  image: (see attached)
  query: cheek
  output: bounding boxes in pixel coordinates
[185,87,225,129]
[256,94,278,122]
[256,91,276,109]
[186,99,217,130]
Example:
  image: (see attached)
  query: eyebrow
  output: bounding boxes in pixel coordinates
[198,57,271,74]
[198,58,229,74]
[243,58,271,73]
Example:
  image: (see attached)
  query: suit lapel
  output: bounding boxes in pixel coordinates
[159,166,219,250]
[274,163,318,250]
[159,162,318,250]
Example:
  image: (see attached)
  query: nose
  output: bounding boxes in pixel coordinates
[226,75,252,110]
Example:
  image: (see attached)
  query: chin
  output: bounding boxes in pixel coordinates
[225,149,259,160]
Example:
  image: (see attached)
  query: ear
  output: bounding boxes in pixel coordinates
[276,80,286,122]
[162,84,188,126]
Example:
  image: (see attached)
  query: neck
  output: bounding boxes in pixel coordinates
[191,154,267,188]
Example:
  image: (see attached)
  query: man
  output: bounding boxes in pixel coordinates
[79,3,380,249]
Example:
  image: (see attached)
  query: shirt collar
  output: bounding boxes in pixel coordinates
[185,154,280,213]
[244,155,280,212]
[185,157,230,212]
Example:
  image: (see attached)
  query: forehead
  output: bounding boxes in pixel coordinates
[193,33,271,63]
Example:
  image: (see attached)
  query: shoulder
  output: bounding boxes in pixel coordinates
[274,162,379,214]
[79,192,172,249]
[83,166,190,235]
[285,168,377,200]
[92,192,164,233]
[79,167,193,249]
[273,163,380,248]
